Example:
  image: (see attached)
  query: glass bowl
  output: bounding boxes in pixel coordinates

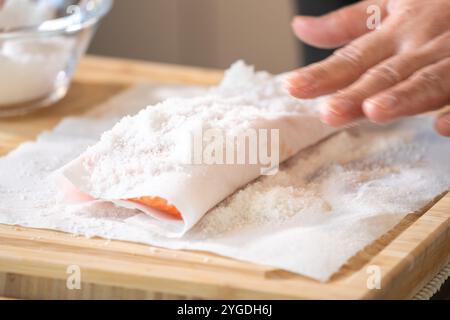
[0,0,113,117]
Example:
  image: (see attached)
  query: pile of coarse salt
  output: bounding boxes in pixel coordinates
[77,61,328,199]
[192,121,436,238]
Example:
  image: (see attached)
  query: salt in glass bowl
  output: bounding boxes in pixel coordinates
[0,0,113,117]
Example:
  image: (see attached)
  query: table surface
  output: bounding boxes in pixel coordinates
[0,55,449,299]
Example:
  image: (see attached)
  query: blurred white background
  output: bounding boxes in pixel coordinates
[88,0,301,73]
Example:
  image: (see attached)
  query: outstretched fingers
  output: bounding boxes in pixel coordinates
[363,57,450,123]
[321,34,450,125]
[287,27,395,99]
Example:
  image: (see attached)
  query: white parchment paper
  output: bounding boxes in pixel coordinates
[0,84,449,281]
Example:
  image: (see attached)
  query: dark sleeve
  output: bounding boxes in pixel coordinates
[296,0,360,65]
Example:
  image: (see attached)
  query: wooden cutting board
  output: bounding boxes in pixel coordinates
[0,55,448,299]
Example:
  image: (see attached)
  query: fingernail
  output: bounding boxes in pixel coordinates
[291,16,307,28]
[285,72,317,95]
[365,95,398,113]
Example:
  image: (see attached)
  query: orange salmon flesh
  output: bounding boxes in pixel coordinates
[128,196,182,219]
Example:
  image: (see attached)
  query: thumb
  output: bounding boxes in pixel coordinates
[292,0,387,49]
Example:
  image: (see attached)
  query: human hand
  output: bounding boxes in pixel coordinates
[286,0,450,136]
